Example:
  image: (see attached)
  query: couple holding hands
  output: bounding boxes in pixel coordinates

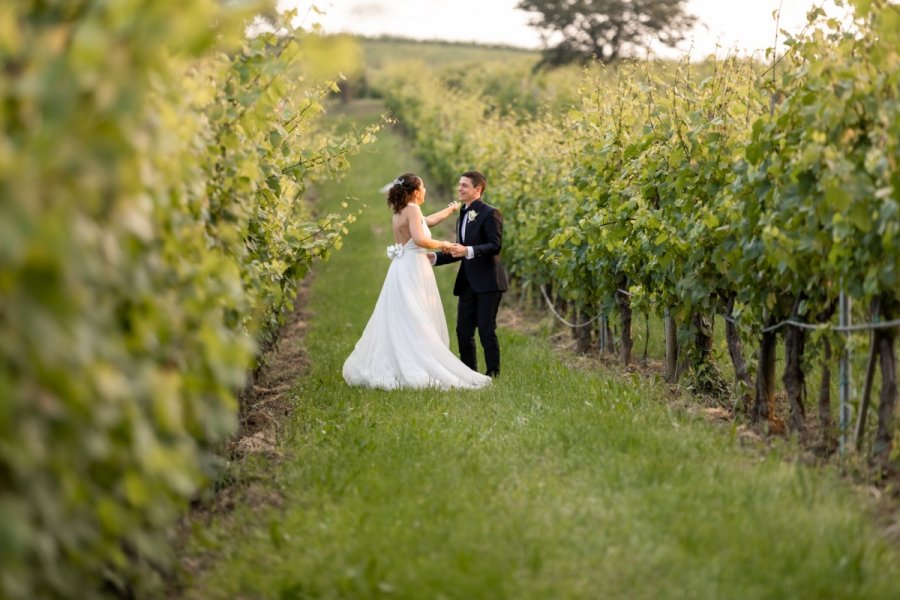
[342,171,508,390]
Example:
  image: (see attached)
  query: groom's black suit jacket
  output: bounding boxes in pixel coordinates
[434,200,509,295]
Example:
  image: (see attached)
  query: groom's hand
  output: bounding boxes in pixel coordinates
[449,243,467,258]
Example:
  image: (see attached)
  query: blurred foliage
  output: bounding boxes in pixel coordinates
[298,33,364,95]
[0,1,377,598]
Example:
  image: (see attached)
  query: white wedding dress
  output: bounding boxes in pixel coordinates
[343,220,491,390]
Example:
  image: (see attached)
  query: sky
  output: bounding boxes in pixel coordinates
[285,0,847,59]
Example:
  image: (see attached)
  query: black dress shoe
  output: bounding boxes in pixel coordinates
[486,370,500,378]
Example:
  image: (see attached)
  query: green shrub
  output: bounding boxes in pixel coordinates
[0,2,374,597]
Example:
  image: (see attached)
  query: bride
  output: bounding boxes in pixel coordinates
[342,173,492,390]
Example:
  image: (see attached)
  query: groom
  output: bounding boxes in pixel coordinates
[433,171,508,377]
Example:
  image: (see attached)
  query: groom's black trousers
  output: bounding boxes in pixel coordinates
[456,278,503,376]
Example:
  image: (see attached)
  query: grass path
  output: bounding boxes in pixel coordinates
[183,100,900,599]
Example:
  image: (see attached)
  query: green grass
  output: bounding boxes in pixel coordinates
[181,101,900,599]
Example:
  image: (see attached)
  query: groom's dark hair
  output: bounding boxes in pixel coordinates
[462,170,486,195]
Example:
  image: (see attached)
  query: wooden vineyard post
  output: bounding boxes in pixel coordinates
[854,330,878,450]
[839,291,852,455]
[665,309,678,383]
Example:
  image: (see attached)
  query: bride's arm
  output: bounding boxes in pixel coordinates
[424,201,460,227]
[406,204,452,251]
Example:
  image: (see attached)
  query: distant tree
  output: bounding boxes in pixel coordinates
[517,0,697,67]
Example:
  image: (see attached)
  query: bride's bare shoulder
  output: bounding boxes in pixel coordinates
[400,203,422,220]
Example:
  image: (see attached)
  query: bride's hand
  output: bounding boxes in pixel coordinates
[447,201,461,213]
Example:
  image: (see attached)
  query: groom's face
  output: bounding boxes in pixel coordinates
[457,177,481,204]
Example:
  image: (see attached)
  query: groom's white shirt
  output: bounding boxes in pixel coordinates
[460,217,475,259]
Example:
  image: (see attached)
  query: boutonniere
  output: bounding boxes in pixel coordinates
[467,210,478,223]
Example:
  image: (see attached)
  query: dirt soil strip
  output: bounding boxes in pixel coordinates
[231,278,312,462]
[174,277,313,591]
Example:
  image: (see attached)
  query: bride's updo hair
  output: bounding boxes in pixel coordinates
[387,173,422,214]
